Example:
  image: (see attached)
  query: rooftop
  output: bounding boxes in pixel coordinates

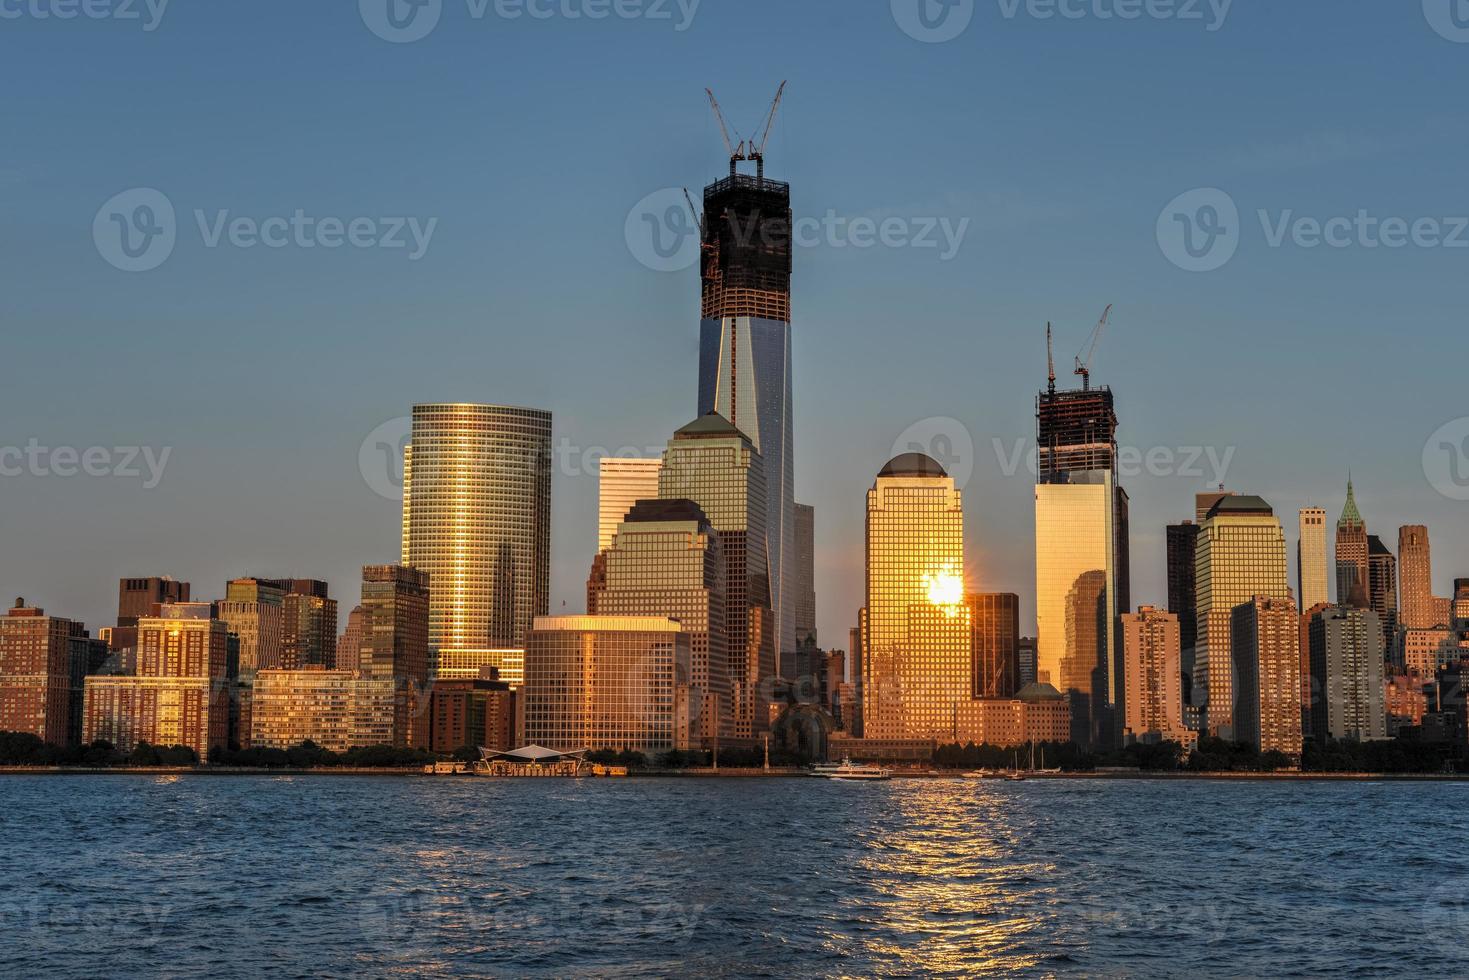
[877,452,948,480]
[1205,494,1274,519]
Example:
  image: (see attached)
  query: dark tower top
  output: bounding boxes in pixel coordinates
[1035,385,1118,483]
[700,174,792,322]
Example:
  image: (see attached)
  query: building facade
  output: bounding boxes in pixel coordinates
[250,668,396,752]
[1367,535,1398,653]
[428,678,515,754]
[862,453,969,741]
[523,615,691,755]
[1398,525,1434,629]
[1298,507,1329,611]
[597,457,663,553]
[1119,606,1191,746]
[280,579,336,670]
[793,502,817,651]
[1335,479,1368,606]
[1231,595,1303,758]
[951,683,1072,747]
[1166,520,1199,699]
[0,600,89,746]
[401,402,551,652]
[113,576,190,651]
[1308,605,1387,743]
[359,565,431,748]
[967,592,1020,699]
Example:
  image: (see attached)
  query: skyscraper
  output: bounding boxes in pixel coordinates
[597,457,663,553]
[1398,525,1434,630]
[279,579,336,670]
[113,576,190,651]
[1335,479,1368,607]
[793,502,817,651]
[1119,606,1190,746]
[335,604,366,672]
[0,599,90,746]
[401,402,551,652]
[967,592,1020,700]
[1297,507,1329,611]
[1308,605,1387,743]
[589,498,728,741]
[697,165,795,664]
[1194,495,1290,738]
[1231,595,1303,759]
[1367,535,1398,652]
[658,412,771,739]
[217,577,285,676]
[1165,520,1199,700]
[1034,372,1128,747]
[862,453,969,741]
[359,565,431,748]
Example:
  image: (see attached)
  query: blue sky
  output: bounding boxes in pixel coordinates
[3,0,1467,643]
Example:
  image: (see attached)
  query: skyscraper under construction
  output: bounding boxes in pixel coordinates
[697,83,796,664]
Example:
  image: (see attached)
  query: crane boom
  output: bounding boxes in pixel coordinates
[1046,322,1055,395]
[705,88,743,170]
[1073,303,1112,390]
[751,80,787,160]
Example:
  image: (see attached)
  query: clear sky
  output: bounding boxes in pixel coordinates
[3,1,1467,644]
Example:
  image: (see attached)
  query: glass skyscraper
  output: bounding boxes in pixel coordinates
[400,403,551,653]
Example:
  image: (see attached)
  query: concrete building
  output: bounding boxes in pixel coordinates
[1194,494,1290,738]
[83,602,230,758]
[1404,628,1459,680]
[1308,605,1387,743]
[1398,526,1434,630]
[657,412,772,739]
[1119,606,1191,747]
[862,453,969,741]
[793,502,817,651]
[250,668,396,752]
[279,580,336,670]
[401,402,551,653]
[112,576,190,651]
[1231,596,1303,759]
[967,592,1020,699]
[217,578,285,676]
[1166,520,1199,700]
[335,604,367,672]
[0,599,91,746]
[1368,536,1398,652]
[1298,507,1329,611]
[522,615,691,755]
[597,456,663,553]
[428,678,516,754]
[359,565,431,748]
[1335,479,1368,606]
[590,498,728,741]
[433,648,523,686]
[951,683,1072,747]
[1018,637,1037,688]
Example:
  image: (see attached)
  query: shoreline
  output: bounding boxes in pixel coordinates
[3,766,1468,782]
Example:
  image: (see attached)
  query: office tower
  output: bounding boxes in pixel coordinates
[1335,479,1368,606]
[279,580,336,670]
[1298,508,1329,611]
[0,599,89,746]
[523,615,691,754]
[1308,605,1387,743]
[83,602,230,758]
[1398,526,1433,630]
[359,565,431,748]
[794,503,817,650]
[1194,495,1290,738]
[1298,601,1331,740]
[1403,627,1458,679]
[697,157,795,665]
[1231,596,1303,758]
[589,498,728,740]
[429,677,516,754]
[1195,490,1236,523]
[862,453,969,741]
[250,668,396,752]
[1166,521,1199,699]
[1432,596,1453,630]
[335,605,366,672]
[1018,637,1038,687]
[1367,536,1398,652]
[597,457,663,553]
[658,412,772,739]
[217,578,285,676]
[401,402,551,652]
[966,592,1020,699]
[1035,363,1129,748]
[113,576,190,651]
[433,648,524,686]
[1119,606,1190,745]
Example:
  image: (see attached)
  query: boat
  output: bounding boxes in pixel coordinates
[824,759,892,781]
[809,761,844,777]
[960,768,999,779]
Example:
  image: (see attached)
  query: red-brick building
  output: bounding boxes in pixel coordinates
[0,599,90,746]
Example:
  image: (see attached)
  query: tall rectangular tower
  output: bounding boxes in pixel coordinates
[1231,595,1303,759]
[360,564,431,748]
[1335,479,1368,606]
[1297,508,1329,611]
[697,170,794,665]
[967,592,1020,700]
[597,457,663,554]
[1398,525,1433,629]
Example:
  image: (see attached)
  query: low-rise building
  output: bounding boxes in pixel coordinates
[250,668,397,753]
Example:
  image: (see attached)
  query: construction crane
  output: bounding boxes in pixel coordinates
[1046,322,1056,395]
[681,187,701,230]
[1073,304,1112,391]
[705,81,787,179]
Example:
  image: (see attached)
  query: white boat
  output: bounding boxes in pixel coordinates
[809,761,844,777]
[825,759,892,781]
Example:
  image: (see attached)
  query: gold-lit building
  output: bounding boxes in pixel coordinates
[597,456,663,553]
[1397,525,1434,630]
[1195,494,1289,737]
[216,577,284,676]
[82,602,230,758]
[1297,507,1329,611]
[1335,479,1368,606]
[401,402,552,653]
[1230,595,1302,758]
[0,599,91,747]
[522,615,691,755]
[862,453,969,741]
[1119,606,1192,747]
[358,564,431,748]
[951,683,1071,747]
[433,647,523,686]
[250,668,396,753]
